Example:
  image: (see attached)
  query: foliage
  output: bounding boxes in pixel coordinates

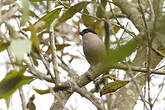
[0,41,10,52]
[0,0,165,110]
[0,68,33,98]
[10,39,32,62]
[100,80,129,96]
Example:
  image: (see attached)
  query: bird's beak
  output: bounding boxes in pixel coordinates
[79,32,83,36]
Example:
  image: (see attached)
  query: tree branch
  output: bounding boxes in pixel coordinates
[69,80,105,110]
[50,24,60,85]
[112,64,165,76]
[19,88,27,110]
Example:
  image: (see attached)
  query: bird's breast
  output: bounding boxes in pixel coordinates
[82,33,106,65]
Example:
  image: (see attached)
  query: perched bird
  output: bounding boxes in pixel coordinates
[80,29,106,65]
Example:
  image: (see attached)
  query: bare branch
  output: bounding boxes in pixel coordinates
[19,88,27,110]
[111,64,165,76]
[40,54,55,82]
[50,24,60,85]
[24,59,53,82]
[69,80,105,110]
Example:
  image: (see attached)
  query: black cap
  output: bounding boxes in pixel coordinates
[79,28,97,36]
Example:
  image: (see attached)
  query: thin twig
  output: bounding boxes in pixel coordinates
[126,63,149,110]
[24,59,53,82]
[152,78,165,106]
[154,65,165,71]
[45,0,60,84]
[19,88,27,110]
[151,47,165,58]
[110,64,165,76]
[137,0,152,108]
[137,0,149,35]
[50,24,60,85]
[146,40,152,109]
[147,0,155,23]
[69,80,105,110]
[109,2,137,39]
[40,54,55,82]
[57,55,79,79]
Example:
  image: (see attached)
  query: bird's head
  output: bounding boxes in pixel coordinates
[79,28,97,36]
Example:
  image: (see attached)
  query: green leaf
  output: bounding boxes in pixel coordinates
[108,37,141,64]
[54,1,90,27]
[32,55,38,66]
[34,8,61,32]
[33,88,50,94]
[33,85,69,95]
[0,41,9,52]
[19,9,39,19]
[29,22,41,53]
[23,8,61,32]
[100,80,129,96]
[96,0,107,18]
[29,10,39,19]
[96,5,104,18]
[27,95,36,110]
[20,0,30,26]
[93,21,104,35]
[0,69,33,98]
[4,97,10,109]
[82,8,94,28]
[10,39,32,62]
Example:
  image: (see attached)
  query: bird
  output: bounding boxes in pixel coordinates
[80,29,107,65]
